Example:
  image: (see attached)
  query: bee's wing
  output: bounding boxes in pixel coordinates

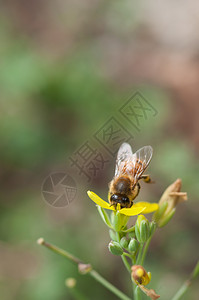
[115,143,134,177]
[132,146,153,180]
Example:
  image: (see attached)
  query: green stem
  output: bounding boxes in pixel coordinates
[37,238,82,264]
[123,252,133,259]
[136,243,144,265]
[90,270,131,300]
[172,261,199,300]
[121,255,131,273]
[121,226,135,233]
[134,285,141,300]
[171,280,191,300]
[171,260,199,300]
[37,238,131,300]
[140,237,152,265]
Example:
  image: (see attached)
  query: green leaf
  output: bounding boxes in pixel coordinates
[97,206,112,228]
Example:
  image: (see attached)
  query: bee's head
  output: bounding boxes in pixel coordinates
[110,194,130,205]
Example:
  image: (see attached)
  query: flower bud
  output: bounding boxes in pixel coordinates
[111,211,122,232]
[153,179,187,227]
[135,215,150,243]
[149,221,157,237]
[108,241,123,256]
[128,231,136,239]
[131,265,151,286]
[120,237,129,249]
[128,238,139,253]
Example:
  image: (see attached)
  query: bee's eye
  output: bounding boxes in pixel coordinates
[121,196,129,203]
[111,194,118,201]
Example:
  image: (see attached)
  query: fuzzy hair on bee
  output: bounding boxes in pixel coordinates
[108,143,153,209]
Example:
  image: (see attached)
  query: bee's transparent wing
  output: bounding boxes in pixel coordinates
[132,146,153,180]
[115,143,134,177]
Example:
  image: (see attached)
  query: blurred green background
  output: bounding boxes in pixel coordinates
[0,1,199,300]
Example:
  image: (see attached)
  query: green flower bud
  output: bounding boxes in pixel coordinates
[128,238,139,253]
[140,220,150,242]
[120,237,129,249]
[135,215,150,243]
[111,211,122,232]
[108,241,123,256]
[128,231,136,239]
[149,221,157,237]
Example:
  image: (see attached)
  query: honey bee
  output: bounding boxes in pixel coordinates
[109,143,153,209]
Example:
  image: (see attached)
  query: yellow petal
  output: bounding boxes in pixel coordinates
[87,191,115,211]
[119,206,146,216]
[134,202,159,213]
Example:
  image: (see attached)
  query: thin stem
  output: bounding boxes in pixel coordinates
[133,244,145,300]
[123,252,133,259]
[37,238,131,300]
[171,260,199,300]
[134,285,142,300]
[136,243,144,265]
[121,226,135,233]
[90,270,131,300]
[37,238,82,264]
[171,280,191,300]
[121,254,131,273]
[140,237,152,265]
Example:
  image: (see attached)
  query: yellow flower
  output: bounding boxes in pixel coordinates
[87,191,158,216]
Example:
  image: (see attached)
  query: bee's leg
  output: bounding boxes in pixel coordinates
[140,175,154,183]
[109,203,117,210]
[136,182,141,195]
[131,182,140,201]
